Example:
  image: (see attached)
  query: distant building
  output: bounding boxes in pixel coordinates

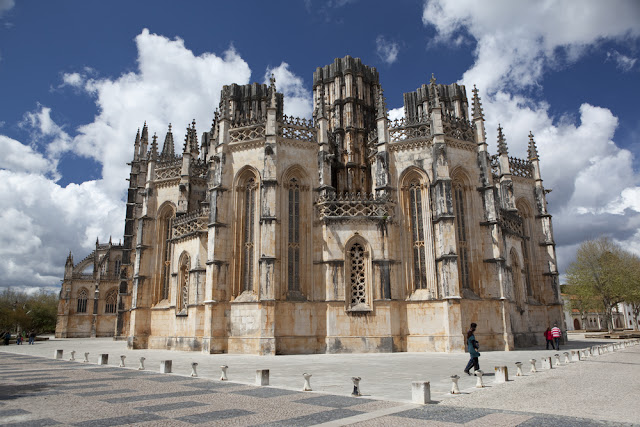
[56,56,565,354]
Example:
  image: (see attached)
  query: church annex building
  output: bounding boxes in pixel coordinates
[56,56,564,355]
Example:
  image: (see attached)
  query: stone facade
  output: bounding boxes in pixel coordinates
[56,56,565,354]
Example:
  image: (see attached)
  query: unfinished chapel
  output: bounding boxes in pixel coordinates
[56,56,565,354]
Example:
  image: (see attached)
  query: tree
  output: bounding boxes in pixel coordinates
[623,254,640,331]
[0,287,58,334]
[566,237,628,331]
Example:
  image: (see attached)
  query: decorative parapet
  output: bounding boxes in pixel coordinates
[442,112,475,141]
[155,165,181,181]
[229,117,266,143]
[389,113,430,142]
[509,157,533,179]
[278,115,316,142]
[316,192,395,221]
[172,207,210,240]
[499,209,524,237]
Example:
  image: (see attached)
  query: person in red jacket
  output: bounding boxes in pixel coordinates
[544,327,555,350]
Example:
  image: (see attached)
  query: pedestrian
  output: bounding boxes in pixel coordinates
[3,331,10,346]
[464,322,480,375]
[16,334,22,345]
[28,330,36,345]
[551,323,562,350]
[544,327,555,350]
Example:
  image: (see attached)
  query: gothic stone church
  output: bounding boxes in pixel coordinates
[56,56,564,354]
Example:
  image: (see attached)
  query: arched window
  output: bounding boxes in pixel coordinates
[104,289,117,314]
[453,179,471,291]
[287,177,301,293]
[77,288,88,313]
[401,169,437,297]
[511,249,524,308]
[114,258,122,276]
[517,201,534,299]
[157,205,175,301]
[346,238,371,311]
[177,253,190,314]
[242,177,258,292]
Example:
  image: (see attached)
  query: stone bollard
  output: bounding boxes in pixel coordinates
[55,349,63,359]
[515,362,524,376]
[256,369,269,386]
[541,357,553,370]
[69,351,76,361]
[412,381,431,404]
[119,355,126,368]
[160,360,172,374]
[190,362,198,377]
[220,365,228,381]
[529,359,537,373]
[554,354,561,366]
[138,357,145,370]
[98,354,108,365]
[450,375,460,394]
[571,350,581,362]
[494,366,508,383]
[475,370,485,388]
[351,377,362,396]
[302,373,312,391]
[564,352,571,363]
[83,352,89,363]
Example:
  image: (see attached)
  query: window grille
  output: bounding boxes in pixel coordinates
[77,288,88,313]
[180,264,189,311]
[242,178,257,292]
[409,182,427,289]
[288,178,300,292]
[349,243,366,306]
[105,289,117,313]
[454,184,471,289]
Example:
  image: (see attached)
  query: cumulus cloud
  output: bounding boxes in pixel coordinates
[0,29,254,288]
[606,50,637,72]
[264,62,312,118]
[423,0,640,93]
[375,35,399,65]
[0,0,14,17]
[422,0,640,272]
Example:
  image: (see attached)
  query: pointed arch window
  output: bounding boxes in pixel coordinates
[511,249,524,308]
[288,178,301,293]
[349,242,367,306]
[177,254,190,314]
[408,181,427,290]
[105,289,117,314]
[157,206,175,301]
[77,288,88,313]
[114,258,122,276]
[517,202,534,299]
[242,178,257,292]
[453,181,471,290]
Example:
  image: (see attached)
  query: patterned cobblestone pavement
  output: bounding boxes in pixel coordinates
[0,352,634,426]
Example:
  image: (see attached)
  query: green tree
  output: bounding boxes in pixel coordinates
[566,237,628,331]
[0,287,59,334]
[622,254,640,331]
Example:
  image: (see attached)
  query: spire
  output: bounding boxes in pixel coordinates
[182,120,198,155]
[150,133,159,160]
[141,121,149,143]
[133,128,141,160]
[472,85,484,120]
[108,235,112,245]
[376,85,387,120]
[317,86,326,119]
[269,74,277,108]
[66,251,73,265]
[527,131,538,160]
[430,73,440,107]
[497,124,508,155]
[161,124,175,158]
[96,237,99,246]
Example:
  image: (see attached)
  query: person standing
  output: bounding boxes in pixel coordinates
[3,331,10,345]
[544,327,555,350]
[28,330,36,345]
[551,323,562,350]
[464,322,480,375]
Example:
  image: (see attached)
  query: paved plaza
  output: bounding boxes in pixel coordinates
[0,334,638,425]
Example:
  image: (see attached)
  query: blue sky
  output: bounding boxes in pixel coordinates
[1,0,639,291]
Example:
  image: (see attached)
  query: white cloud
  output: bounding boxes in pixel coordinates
[423,0,640,93]
[422,0,640,271]
[388,107,404,121]
[375,35,399,65]
[606,50,637,72]
[0,0,14,17]
[0,29,254,288]
[264,62,312,118]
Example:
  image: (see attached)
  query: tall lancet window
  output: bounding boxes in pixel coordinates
[349,242,367,306]
[242,178,257,292]
[77,288,88,313]
[157,205,175,302]
[453,181,471,290]
[288,178,300,292]
[409,181,427,290]
[177,254,190,314]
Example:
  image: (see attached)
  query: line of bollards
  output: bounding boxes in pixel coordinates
[45,338,640,405]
